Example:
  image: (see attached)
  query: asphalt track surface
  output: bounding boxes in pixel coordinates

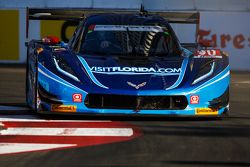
[0,66,250,167]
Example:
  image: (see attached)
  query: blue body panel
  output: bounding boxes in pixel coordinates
[37,58,230,116]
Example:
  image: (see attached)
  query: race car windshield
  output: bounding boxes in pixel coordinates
[80,25,179,57]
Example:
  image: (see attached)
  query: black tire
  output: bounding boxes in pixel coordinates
[25,48,30,106]
[26,47,39,113]
[34,55,39,113]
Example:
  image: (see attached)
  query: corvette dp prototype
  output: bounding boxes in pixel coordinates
[26,8,230,116]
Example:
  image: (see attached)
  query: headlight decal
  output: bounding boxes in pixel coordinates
[38,63,85,92]
[192,61,215,85]
[53,58,80,82]
[190,66,230,93]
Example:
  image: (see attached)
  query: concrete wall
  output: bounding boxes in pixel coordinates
[0,0,250,70]
[1,0,250,11]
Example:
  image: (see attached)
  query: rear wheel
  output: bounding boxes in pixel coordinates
[26,48,35,111]
[26,49,40,113]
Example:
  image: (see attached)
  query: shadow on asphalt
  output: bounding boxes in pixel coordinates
[0,102,249,122]
[160,160,250,167]
[0,102,235,122]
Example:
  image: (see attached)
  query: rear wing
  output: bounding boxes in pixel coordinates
[26,7,200,42]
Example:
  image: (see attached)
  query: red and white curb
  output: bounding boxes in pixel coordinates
[0,115,141,155]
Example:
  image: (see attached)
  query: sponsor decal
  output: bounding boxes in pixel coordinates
[198,29,250,50]
[90,66,181,75]
[127,82,147,89]
[73,93,82,103]
[190,95,199,104]
[51,105,77,112]
[94,25,165,32]
[54,48,66,51]
[194,49,222,59]
[195,108,218,115]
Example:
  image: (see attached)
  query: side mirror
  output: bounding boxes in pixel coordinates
[42,36,60,45]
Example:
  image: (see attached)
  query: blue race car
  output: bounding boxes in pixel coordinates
[26,8,230,116]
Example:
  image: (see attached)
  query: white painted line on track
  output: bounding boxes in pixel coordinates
[0,115,140,155]
[232,81,250,84]
[0,105,29,111]
[0,128,133,136]
[0,115,111,122]
[0,143,74,155]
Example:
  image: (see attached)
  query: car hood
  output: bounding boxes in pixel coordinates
[77,55,188,90]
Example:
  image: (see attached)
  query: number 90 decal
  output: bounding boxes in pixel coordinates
[194,49,222,58]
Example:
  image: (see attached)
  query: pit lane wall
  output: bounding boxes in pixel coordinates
[0,0,250,70]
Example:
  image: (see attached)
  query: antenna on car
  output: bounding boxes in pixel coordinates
[139,4,148,16]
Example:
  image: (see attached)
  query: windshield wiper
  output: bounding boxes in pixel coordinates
[126,27,137,56]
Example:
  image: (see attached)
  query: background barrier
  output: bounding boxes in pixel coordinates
[0,0,249,70]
